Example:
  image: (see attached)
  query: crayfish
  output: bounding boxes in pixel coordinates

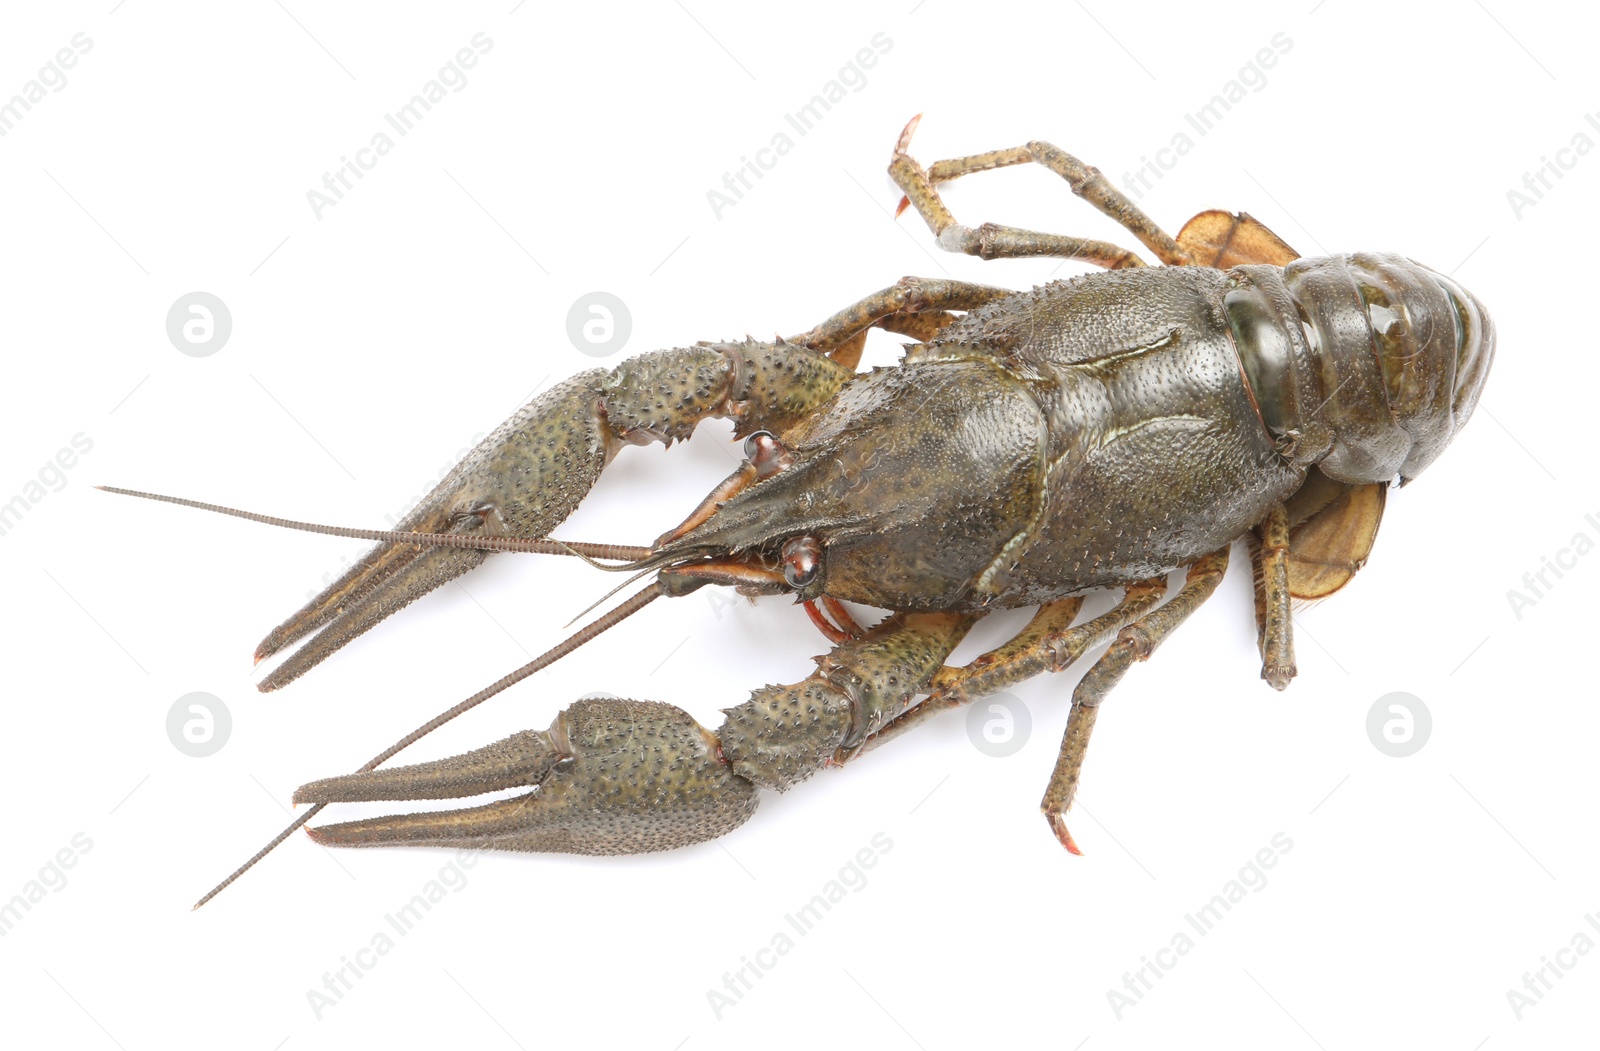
[110,117,1493,906]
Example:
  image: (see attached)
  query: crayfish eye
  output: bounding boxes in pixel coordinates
[781,535,822,590]
[743,431,793,479]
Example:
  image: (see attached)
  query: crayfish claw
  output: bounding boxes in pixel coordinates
[254,371,615,690]
[301,698,759,854]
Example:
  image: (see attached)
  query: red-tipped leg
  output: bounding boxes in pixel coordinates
[1046,811,1084,856]
[894,112,923,155]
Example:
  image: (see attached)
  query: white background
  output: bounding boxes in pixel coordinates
[1,2,1594,1048]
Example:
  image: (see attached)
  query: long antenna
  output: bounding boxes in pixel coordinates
[99,486,652,564]
[191,580,664,910]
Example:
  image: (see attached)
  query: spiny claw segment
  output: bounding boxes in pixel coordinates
[300,698,759,854]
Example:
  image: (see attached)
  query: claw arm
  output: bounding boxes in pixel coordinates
[250,343,851,689]
[293,610,978,858]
